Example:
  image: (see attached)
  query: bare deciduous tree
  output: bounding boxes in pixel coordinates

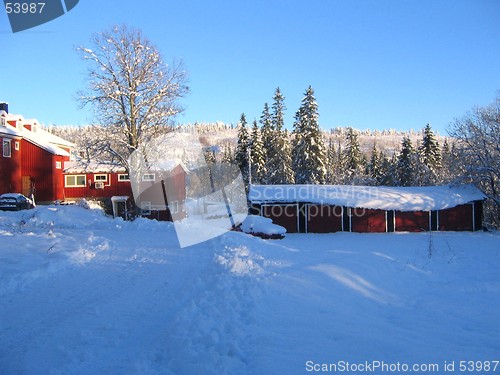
[76,25,189,169]
[449,94,500,227]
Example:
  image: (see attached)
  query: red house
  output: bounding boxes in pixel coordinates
[63,160,188,220]
[249,184,486,233]
[0,103,187,220]
[0,103,73,203]
[62,161,133,200]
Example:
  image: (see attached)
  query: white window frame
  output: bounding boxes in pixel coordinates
[3,139,11,158]
[94,174,108,182]
[118,173,130,182]
[14,141,20,151]
[65,174,87,187]
[142,173,155,182]
[0,117,5,126]
[169,200,179,214]
[55,161,62,169]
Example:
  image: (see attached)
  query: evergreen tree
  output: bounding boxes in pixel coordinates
[260,102,273,156]
[325,138,337,184]
[396,137,416,186]
[368,144,383,184]
[418,123,442,184]
[203,147,216,166]
[292,86,327,184]
[343,127,365,182]
[379,153,398,186]
[249,119,266,184]
[263,88,294,184]
[221,143,234,165]
[235,113,250,184]
[271,87,286,132]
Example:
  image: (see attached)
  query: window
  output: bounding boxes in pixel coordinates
[3,139,11,158]
[0,117,5,126]
[14,141,19,151]
[55,161,62,169]
[94,174,108,182]
[65,175,86,187]
[141,201,152,215]
[118,174,130,182]
[169,200,179,214]
[142,173,155,182]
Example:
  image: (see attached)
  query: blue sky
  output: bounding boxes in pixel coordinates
[1,0,499,135]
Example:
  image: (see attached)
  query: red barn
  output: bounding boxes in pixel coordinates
[0,103,73,203]
[249,184,486,233]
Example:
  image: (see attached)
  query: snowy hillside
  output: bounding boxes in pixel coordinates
[0,205,499,374]
[51,123,448,158]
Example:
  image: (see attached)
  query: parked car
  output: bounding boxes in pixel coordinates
[0,193,34,211]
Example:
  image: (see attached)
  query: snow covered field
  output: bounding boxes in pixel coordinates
[0,205,499,374]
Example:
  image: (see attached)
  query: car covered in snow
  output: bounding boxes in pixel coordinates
[0,193,34,211]
[237,214,286,239]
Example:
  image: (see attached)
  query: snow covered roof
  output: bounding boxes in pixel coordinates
[64,161,126,174]
[24,121,75,148]
[248,184,486,212]
[0,113,73,156]
[0,123,21,137]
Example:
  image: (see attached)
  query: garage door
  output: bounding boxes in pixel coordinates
[307,204,343,233]
[350,208,386,233]
[395,211,430,232]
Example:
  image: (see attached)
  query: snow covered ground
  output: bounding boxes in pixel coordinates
[0,205,498,374]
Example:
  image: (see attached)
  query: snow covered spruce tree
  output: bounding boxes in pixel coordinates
[342,127,367,184]
[379,153,398,186]
[396,136,417,186]
[262,88,294,184]
[449,94,500,227]
[235,113,250,185]
[325,138,339,184]
[77,25,189,169]
[249,119,266,184]
[417,123,442,184]
[368,144,384,185]
[292,86,327,184]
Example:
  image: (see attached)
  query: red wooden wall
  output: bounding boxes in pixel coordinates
[0,136,22,194]
[262,204,298,233]
[20,140,70,202]
[350,208,387,233]
[307,204,343,233]
[438,204,474,231]
[63,172,133,200]
[395,211,430,232]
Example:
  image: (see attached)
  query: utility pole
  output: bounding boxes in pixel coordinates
[247,147,252,186]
